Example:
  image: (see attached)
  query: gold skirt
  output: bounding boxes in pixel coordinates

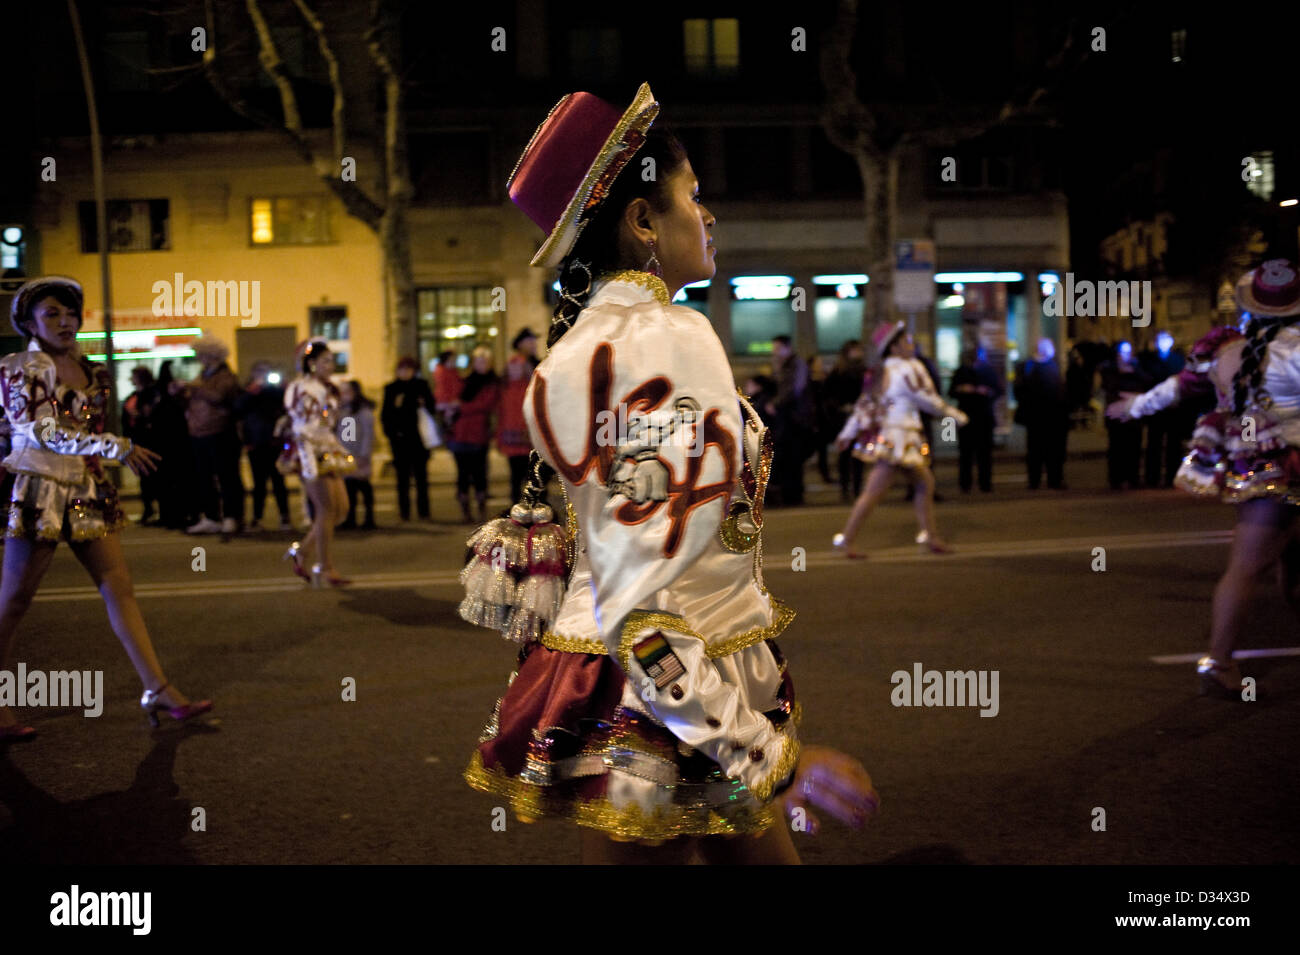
[6,470,127,543]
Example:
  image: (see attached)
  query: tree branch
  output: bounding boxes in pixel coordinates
[290,0,346,165]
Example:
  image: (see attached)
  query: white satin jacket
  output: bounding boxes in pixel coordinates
[0,341,132,484]
[285,375,347,480]
[523,272,798,804]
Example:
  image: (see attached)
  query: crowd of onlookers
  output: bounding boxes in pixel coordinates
[120,328,544,534]
[117,324,1197,532]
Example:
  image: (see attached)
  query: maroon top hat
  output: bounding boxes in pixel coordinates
[871,319,906,356]
[508,83,659,269]
[1236,259,1300,317]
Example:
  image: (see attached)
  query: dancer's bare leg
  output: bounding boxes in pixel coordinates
[910,465,938,539]
[0,538,59,728]
[580,829,698,864]
[1209,498,1295,664]
[1277,525,1300,623]
[70,533,192,708]
[306,477,334,573]
[839,463,895,546]
[698,820,802,865]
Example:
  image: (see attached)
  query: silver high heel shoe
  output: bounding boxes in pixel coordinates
[284,542,310,581]
[832,533,866,559]
[140,681,213,728]
[1196,656,1250,700]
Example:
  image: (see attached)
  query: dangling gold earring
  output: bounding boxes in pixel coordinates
[643,238,662,278]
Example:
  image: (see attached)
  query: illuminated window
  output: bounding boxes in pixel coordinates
[684,18,740,75]
[1245,152,1274,202]
[416,286,503,373]
[1171,28,1186,63]
[309,305,349,373]
[249,196,334,245]
[1,226,24,272]
[78,200,169,253]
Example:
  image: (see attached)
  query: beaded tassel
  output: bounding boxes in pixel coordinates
[458,451,573,643]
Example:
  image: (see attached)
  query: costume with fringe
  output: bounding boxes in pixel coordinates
[461,273,799,841]
[1124,324,1300,505]
[283,376,355,480]
[0,341,130,542]
[837,356,968,469]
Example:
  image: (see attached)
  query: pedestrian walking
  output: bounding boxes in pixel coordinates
[0,277,212,743]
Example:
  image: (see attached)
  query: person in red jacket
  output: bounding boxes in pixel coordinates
[497,332,537,502]
[446,345,501,522]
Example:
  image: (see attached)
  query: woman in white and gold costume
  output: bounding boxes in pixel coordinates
[1108,259,1300,699]
[463,83,878,863]
[282,339,354,587]
[0,277,212,741]
[831,322,969,558]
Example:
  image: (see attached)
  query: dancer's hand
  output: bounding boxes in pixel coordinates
[780,744,879,834]
[1105,397,1134,420]
[124,444,162,476]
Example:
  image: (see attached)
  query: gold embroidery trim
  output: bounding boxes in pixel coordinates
[539,630,606,655]
[597,269,671,307]
[544,594,795,661]
[618,610,706,672]
[748,734,801,804]
[464,750,777,840]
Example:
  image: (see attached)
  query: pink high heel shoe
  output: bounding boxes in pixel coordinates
[140,682,214,728]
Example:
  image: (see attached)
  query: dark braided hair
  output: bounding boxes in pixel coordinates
[548,127,689,348]
[1231,316,1292,415]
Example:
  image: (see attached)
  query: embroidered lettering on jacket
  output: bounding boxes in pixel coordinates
[532,342,736,557]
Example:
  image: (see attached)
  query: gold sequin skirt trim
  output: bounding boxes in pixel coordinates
[464,750,778,842]
[6,472,128,543]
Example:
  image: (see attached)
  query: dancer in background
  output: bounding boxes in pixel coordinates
[0,277,212,741]
[832,321,969,558]
[464,83,877,863]
[1108,259,1300,698]
[283,340,354,587]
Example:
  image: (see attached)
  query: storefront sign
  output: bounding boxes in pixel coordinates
[894,240,936,310]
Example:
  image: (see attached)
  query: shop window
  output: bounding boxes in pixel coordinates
[309,305,349,373]
[79,200,170,253]
[416,286,502,373]
[250,196,334,245]
[732,302,794,356]
[813,286,864,354]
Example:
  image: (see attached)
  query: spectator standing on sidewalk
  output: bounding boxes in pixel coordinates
[949,346,1003,493]
[235,361,292,531]
[1014,337,1070,490]
[767,334,815,506]
[381,357,435,522]
[338,380,377,530]
[498,333,537,503]
[1100,340,1153,490]
[183,337,245,534]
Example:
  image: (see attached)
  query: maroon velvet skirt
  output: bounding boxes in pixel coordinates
[464,639,796,842]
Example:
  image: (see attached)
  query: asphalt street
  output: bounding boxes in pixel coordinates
[1,440,1297,865]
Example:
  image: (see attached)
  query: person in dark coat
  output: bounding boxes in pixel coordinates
[381,356,436,521]
[824,340,866,501]
[235,361,291,530]
[949,346,1003,492]
[123,366,162,524]
[766,335,815,506]
[155,361,196,529]
[1100,341,1153,490]
[1014,338,1070,490]
[1138,330,1188,487]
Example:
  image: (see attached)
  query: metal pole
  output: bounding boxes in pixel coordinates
[67,0,119,434]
